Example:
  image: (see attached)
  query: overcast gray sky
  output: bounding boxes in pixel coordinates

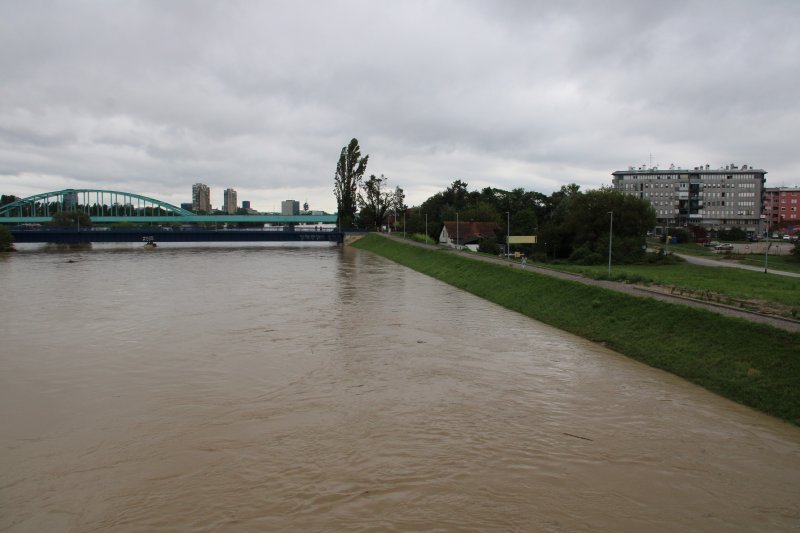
[2,0,798,213]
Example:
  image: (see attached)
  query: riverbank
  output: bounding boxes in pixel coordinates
[352,233,800,425]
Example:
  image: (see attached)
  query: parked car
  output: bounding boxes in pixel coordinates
[706,240,721,247]
[715,243,734,251]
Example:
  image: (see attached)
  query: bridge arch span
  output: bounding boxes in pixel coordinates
[0,188,194,218]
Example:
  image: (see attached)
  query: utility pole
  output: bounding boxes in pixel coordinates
[608,211,613,276]
[506,211,510,258]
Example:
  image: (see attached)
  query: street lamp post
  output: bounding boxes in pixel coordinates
[506,211,510,259]
[456,212,459,250]
[764,217,770,273]
[607,211,613,276]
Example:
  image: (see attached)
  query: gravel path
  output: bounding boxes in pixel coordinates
[372,233,800,333]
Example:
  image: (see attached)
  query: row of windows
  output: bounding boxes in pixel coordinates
[618,173,760,181]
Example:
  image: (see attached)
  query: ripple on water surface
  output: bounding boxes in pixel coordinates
[1,244,799,531]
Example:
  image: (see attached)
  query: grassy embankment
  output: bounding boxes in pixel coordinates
[352,233,800,424]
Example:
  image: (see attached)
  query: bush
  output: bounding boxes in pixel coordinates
[0,224,14,251]
[478,237,500,255]
[569,243,604,265]
[662,228,689,244]
[717,227,747,241]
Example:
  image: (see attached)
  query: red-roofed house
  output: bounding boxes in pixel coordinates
[439,221,500,251]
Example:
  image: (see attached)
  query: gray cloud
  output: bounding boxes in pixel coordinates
[1,0,798,211]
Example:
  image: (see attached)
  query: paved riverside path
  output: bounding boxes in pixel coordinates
[372,233,800,333]
[675,253,800,278]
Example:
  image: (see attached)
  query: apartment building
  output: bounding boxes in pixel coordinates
[223,188,238,215]
[281,200,300,216]
[192,183,211,212]
[612,164,766,236]
[763,187,800,233]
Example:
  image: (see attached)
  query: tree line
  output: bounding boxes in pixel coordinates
[333,139,657,264]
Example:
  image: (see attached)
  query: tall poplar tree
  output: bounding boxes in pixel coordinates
[334,138,369,228]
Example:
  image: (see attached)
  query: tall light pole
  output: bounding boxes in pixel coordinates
[506,211,510,258]
[456,212,459,250]
[764,216,770,273]
[607,211,614,276]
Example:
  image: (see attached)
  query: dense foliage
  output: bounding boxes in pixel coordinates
[407,180,546,246]
[0,224,14,251]
[716,227,747,241]
[410,181,655,264]
[50,210,92,227]
[359,174,395,230]
[334,138,369,228]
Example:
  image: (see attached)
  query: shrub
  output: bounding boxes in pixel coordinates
[569,244,604,265]
[717,227,747,241]
[0,224,14,251]
[478,237,500,255]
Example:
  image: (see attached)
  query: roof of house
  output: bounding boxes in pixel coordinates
[442,221,499,244]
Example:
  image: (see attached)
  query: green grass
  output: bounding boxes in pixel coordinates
[407,232,434,244]
[353,233,800,424]
[737,254,800,274]
[647,239,800,274]
[549,261,800,309]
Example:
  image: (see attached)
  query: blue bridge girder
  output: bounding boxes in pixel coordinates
[9,227,349,244]
[1,214,338,224]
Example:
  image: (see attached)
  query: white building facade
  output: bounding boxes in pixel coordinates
[612,164,766,236]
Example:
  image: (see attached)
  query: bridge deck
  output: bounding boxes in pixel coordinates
[1,214,338,224]
[10,227,346,244]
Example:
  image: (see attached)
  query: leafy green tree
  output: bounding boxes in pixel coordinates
[538,184,582,260]
[1,194,19,207]
[334,138,369,228]
[391,186,406,231]
[563,187,655,264]
[717,227,747,241]
[50,210,92,227]
[0,224,14,251]
[460,201,500,224]
[478,236,500,254]
[359,174,393,230]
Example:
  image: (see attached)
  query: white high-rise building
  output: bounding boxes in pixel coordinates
[612,163,766,236]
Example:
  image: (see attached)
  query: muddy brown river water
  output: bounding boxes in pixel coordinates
[1,243,799,531]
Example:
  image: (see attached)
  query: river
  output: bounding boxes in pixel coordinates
[1,243,799,531]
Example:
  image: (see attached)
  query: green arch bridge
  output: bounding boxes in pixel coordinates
[0,188,338,225]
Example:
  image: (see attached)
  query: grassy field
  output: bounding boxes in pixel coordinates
[353,233,800,424]
[649,240,800,274]
[543,261,800,311]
